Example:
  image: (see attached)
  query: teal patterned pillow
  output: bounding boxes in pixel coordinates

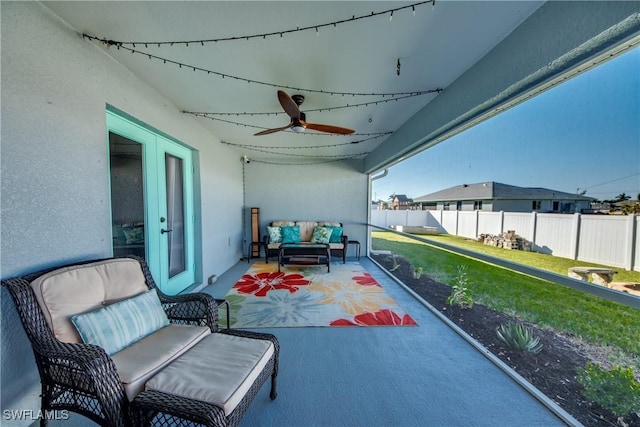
[311,226,333,244]
[326,226,343,243]
[267,226,282,243]
[281,226,301,243]
[71,289,169,355]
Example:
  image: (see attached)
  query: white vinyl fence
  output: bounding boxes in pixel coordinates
[370,210,639,271]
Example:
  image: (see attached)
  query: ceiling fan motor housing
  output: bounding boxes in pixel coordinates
[291,94,305,106]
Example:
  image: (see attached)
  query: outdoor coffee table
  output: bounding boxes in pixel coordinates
[278,242,330,272]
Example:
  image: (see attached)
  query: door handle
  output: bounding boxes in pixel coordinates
[161,228,173,234]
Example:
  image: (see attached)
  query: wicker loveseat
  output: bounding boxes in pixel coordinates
[263,220,348,263]
[1,256,279,427]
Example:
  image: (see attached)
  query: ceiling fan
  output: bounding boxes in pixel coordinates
[254,90,355,136]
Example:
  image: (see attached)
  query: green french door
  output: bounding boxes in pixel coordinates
[107,111,195,295]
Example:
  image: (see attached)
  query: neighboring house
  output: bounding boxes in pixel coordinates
[413,182,594,213]
[389,194,413,210]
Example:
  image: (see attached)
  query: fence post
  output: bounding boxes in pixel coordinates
[455,210,460,236]
[529,211,537,251]
[500,211,505,234]
[624,214,636,271]
[475,210,480,238]
[571,212,581,261]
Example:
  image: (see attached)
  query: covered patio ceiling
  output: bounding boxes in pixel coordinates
[43,1,543,164]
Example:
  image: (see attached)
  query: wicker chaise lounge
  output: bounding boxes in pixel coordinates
[2,256,279,427]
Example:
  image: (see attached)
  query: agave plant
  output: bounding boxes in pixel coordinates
[496,322,543,354]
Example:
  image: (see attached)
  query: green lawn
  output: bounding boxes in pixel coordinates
[412,233,640,283]
[372,231,640,368]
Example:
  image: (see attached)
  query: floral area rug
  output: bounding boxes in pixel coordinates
[221,262,417,328]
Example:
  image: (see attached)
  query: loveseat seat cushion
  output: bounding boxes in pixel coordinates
[111,324,210,400]
[145,333,274,416]
[30,258,149,343]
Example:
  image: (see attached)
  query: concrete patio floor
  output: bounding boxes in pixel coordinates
[52,256,569,427]
[202,257,568,427]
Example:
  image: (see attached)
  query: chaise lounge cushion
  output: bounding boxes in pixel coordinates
[145,333,274,416]
[111,324,210,400]
[30,258,149,343]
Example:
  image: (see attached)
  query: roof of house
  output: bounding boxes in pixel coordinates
[391,194,412,202]
[414,182,595,203]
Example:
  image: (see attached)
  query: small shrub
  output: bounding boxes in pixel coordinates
[576,362,640,416]
[411,265,424,279]
[496,322,543,354]
[446,265,473,308]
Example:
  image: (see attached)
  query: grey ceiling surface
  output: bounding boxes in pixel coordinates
[44,1,543,163]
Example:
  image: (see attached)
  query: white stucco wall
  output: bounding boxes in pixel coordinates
[244,159,369,250]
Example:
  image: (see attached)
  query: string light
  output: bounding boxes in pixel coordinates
[192,114,392,136]
[94,42,441,98]
[240,156,366,166]
[182,91,441,117]
[221,141,372,165]
[82,1,432,47]
[221,135,386,150]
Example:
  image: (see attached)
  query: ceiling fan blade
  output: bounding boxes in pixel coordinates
[303,122,355,135]
[277,90,301,120]
[254,123,291,136]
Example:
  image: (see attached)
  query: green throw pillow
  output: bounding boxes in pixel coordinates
[281,226,301,243]
[267,226,282,243]
[326,226,343,243]
[311,226,333,244]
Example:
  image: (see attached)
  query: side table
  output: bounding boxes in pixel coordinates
[347,240,361,260]
[247,241,264,263]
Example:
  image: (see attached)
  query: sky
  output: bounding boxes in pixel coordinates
[373,47,640,202]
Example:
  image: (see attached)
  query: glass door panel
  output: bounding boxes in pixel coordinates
[109,133,146,259]
[156,136,195,294]
[165,153,186,278]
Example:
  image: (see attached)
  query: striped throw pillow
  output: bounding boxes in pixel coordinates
[71,289,169,355]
